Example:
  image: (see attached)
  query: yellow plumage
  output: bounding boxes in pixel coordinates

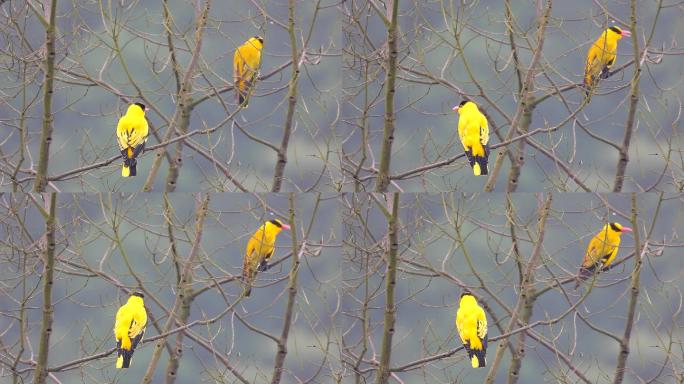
[576,222,632,288]
[233,36,264,108]
[116,103,149,177]
[453,101,490,176]
[456,293,488,368]
[584,26,631,96]
[114,293,147,369]
[242,219,290,296]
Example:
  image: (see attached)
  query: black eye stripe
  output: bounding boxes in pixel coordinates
[609,223,620,232]
[609,26,622,34]
[269,219,282,228]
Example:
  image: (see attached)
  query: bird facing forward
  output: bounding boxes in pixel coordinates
[575,222,633,288]
[456,292,488,368]
[453,100,490,176]
[114,292,147,368]
[116,103,149,177]
[584,26,631,96]
[242,219,290,296]
[233,36,264,108]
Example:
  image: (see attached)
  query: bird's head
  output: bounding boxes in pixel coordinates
[459,292,477,305]
[129,103,148,115]
[608,222,633,235]
[129,292,145,304]
[267,218,291,234]
[452,99,474,114]
[250,36,264,49]
[607,26,631,40]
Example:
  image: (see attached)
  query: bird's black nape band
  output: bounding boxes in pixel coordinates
[134,102,146,111]
[609,222,620,232]
[609,26,622,34]
[131,292,144,298]
[254,35,264,44]
[269,219,282,228]
[458,100,469,107]
[460,291,472,298]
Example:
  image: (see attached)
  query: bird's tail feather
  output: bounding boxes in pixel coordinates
[122,164,130,177]
[575,266,596,289]
[464,342,486,368]
[473,156,489,176]
[471,349,486,368]
[583,77,593,99]
[464,150,475,169]
[236,82,249,108]
[473,163,481,176]
[121,349,134,368]
[116,347,134,368]
[242,267,252,297]
[466,147,489,176]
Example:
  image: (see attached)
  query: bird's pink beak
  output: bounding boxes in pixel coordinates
[621,30,631,37]
[621,227,633,233]
[452,105,460,112]
[281,223,291,231]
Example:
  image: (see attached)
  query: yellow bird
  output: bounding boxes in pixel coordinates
[575,222,633,288]
[456,293,488,368]
[233,36,264,108]
[116,103,149,177]
[114,292,147,369]
[453,100,490,176]
[242,219,290,296]
[584,26,631,96]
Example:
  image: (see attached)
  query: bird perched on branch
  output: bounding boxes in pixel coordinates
[584,26,631,97]
[233,36,264,108]
[453,100,490,176]
[575,222,633,288]
[116,103,149,177]
[456,292,488,368]
[114,292,147,368]
[242,219,290,296]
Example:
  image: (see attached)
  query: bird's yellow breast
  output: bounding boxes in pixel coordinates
[247,227,277,257]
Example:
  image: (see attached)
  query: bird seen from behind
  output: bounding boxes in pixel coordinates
[453,100,490,176]
[114,292,147,368]
[456,292,488,368]
[116,103,149,177]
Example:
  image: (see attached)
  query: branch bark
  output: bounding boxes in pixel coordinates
[32,193,57,384]
[141,193,209,384]
[163,0,212,192]
[33,0,58,192]
[613,0,640,192]
[272,0,301,192]
[484,193,552,384]
[270,194,300,384]
[375,0,400,192]
[612,193,642,384]
[483,0,552,192]
[375,192,399,384]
